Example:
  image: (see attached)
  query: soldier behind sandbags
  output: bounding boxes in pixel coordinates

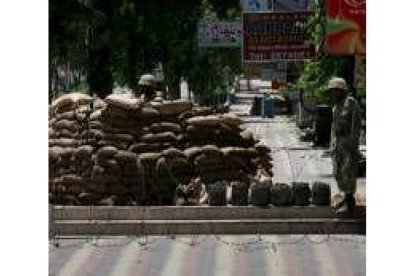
[135,74,156,102]
[327,77,362,215]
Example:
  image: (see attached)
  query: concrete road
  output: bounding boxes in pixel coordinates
[49,235,365,276]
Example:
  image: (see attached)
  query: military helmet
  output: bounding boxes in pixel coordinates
[138,74,156,86]
[327,77,348,91]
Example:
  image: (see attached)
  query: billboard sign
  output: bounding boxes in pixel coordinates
[243,12,315,62]
[325,0,366,55]
[241,0,273,12]
[197,21,242,47]
[275,0,309,11]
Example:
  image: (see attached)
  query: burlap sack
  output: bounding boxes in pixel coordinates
[201,145,222,156]
[93,97,106,110]
[141,132,177,143]
[134,106,160,118]
[49,138,78,148]
[105,93,141,110]
[187,115,220,127]
[55,110,76,121]
[221,147,258,158]
[183,146,202,160]
[193,106,214,116]
[75,145,94,158]
[129,142,163,154]
[54,119,78,132]
[96,146,118,159]
[152,100,192,116]
[102,133,135,143]
[138,152,160,162]
[161,147,186,159]
[97,140,128,150]
[114,150,137,163]
[150,122,182,134]
[51,92,93,113]
[53,129,77,139]
[178,110,195,121]
[220,113,243,127]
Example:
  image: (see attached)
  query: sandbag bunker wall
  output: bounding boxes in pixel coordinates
[204,181,331,207]
[49,93,273,206]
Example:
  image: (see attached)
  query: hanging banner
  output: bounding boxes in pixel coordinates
[241,0,274,12]
[275,0,309,11]
[197,21,242,47]
[243,12,315,62]
[325,0,366,55]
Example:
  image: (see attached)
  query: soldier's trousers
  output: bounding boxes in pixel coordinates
[332,147,358,194]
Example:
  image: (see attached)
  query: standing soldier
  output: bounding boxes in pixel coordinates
[136,74,156,101]
[327,77,362,214]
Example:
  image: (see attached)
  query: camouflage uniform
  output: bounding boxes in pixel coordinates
[331,95,361,194]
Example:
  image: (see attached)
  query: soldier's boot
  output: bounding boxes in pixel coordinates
[335,193,356,215]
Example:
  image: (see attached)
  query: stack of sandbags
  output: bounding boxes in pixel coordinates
[49,93,95,205]
[49,93,274,205]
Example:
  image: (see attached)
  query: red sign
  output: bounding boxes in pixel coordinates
[325,0,366,55]
[243,12,315,62]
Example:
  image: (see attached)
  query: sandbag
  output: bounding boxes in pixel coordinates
[93,97,106,110]
[101,105,131,118]
[193,106,214,116]
[54,129,77,139]
[270,183,292,206]
[178,110,195,121]
[292,182,311,206]
[183,146,202,160]
[129,142,163,154]
[54,119,78,132]
[221,147,258,158]
[102,133,135,143]
[51,92,93,112]
[152,100,192,116]
[220,113,244,127]
[231,181,249,206]
[96,146,118,159]
[311,182,331,206]
[75,145,94,158]
[201,145,222,156]
[254,143,271,154]
[150,122,182,134]
[55,110,76,121]
[114,150,137,163]
[141,132,177,143]
[250,181,271,207]
[105,93,141,110]
[187,115,220,127]
[49,138,78,148]
[207,181,227,206]
[135,106,160,118]
[161,147,186,159]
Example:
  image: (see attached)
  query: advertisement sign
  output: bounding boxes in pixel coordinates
[243,12,315,62]
[275,0,309,11]
[325,0,366,55]
[197,21,242,47]
[241,0,273,12]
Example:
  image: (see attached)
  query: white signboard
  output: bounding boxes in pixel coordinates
[197,21,242,47]
[241,0,273,12]
[275,0,308,11]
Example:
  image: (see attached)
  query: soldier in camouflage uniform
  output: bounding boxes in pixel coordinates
[328,77,361,214]
[136,74,156,102]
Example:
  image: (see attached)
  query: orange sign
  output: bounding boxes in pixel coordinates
[325,0,366,55]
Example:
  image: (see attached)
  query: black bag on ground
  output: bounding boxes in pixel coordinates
[231,181,249,206]
[311,182,331,206]
[292,182,311,206]
[250,182,270,207]
[207,181,227,206]
[270,183,292,206]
